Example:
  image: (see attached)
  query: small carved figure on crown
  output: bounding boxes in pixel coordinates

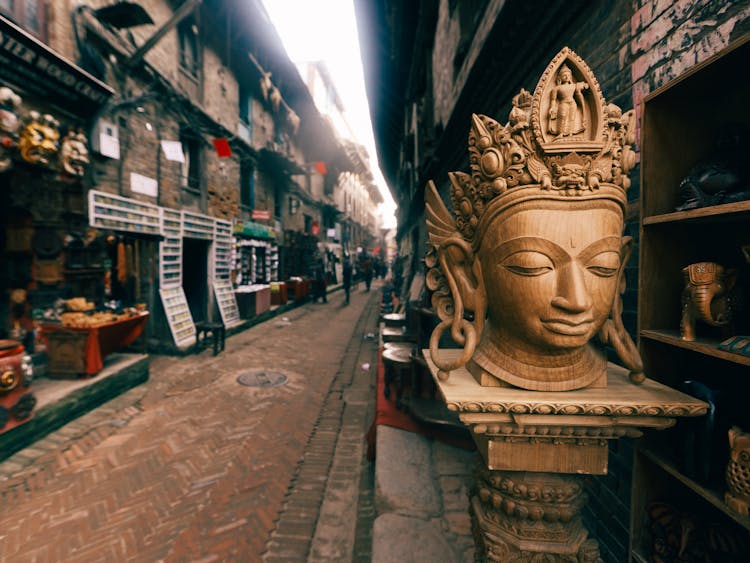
[548,64,589,138]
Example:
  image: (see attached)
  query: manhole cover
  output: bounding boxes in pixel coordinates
[237,370,288,388]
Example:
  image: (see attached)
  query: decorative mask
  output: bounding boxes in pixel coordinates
[425,47,643,390]
[19,110,60,166]
[0,86,22,172]
[60,127,90,177]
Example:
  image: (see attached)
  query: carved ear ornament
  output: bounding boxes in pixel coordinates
[425,181,483,380]
[448,47,635,244]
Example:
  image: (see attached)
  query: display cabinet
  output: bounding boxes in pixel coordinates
[631,34,750,561]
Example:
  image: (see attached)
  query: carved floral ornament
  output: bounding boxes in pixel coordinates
[425,47,642,390]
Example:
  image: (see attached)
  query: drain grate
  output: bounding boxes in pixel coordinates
[237,370,288,388]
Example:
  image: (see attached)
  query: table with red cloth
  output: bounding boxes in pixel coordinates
[41,312,149,377]
[366,346,475,460]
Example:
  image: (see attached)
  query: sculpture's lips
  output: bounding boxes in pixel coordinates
[541,318,593,336]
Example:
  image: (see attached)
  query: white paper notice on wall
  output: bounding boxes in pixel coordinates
[130,172,158,197]
[160,140,185,163]
[97,119,120,159]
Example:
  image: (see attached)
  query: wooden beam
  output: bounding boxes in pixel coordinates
[125,0,202,69]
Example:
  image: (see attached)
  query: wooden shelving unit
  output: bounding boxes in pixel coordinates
[631,34,750,561]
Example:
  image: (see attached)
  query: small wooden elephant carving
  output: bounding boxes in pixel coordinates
[680,262,736,341]
[725,426,750,515]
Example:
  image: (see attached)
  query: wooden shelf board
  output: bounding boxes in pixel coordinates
[640,329,750,367]
[643,200,750,225]
[639,445,750,533]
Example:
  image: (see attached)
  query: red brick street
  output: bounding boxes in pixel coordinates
[0,286,380,562]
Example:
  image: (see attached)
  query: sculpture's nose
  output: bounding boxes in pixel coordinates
[551,262,592,313]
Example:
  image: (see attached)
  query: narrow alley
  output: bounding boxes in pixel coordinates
[0,285,381,562]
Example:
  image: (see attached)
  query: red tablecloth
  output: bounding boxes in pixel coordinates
[41,312,149,376]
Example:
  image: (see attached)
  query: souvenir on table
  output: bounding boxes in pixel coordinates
[680,262,737,341]
[425,47,642,390]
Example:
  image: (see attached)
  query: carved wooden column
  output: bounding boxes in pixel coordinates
[426,354,707,561]
[472,469,598,562]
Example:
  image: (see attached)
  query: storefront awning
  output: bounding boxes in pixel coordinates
[233,220,276,240]
[0,15,114,117]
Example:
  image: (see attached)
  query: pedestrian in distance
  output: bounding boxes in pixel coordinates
[342,255,353,305]
[314,257,327,303]
[362,254,373,292]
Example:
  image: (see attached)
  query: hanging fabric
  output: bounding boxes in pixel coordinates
[117,242,126,284]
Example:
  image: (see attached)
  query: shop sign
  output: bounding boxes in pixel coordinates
[234,220,275,240]
[0,16,114,116]
[251,209,271,221]
[312,221,320,236]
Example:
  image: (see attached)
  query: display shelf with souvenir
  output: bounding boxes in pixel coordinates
[632,33,750,560]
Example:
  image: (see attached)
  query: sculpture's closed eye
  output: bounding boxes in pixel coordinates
[586,251,620,277]
[502,251,554,276]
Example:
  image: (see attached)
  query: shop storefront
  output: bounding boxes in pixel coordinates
[232,220,279,318]
[1,15,115,370]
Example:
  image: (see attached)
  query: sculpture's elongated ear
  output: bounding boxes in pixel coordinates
[598,236,644,383]
[425,181,486,378]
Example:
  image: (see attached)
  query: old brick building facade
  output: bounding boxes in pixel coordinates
[1,0,382,353]
[356,0,750,560]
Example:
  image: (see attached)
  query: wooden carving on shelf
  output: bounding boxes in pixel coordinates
[675,123,750,211]
[725,426,750,516]
[680,262,737,342]
[425,47,643,390]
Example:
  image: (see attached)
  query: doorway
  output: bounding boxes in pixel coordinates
[182,238,209,324]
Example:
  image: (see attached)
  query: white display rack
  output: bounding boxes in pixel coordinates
[159,208,182,287]
[182,210,215,239]
[213,219,233,282]
[159,286,196,349]
[213,279,241,327]
[89,190,162,235]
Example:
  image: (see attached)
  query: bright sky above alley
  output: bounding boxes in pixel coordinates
[262,0,397,229]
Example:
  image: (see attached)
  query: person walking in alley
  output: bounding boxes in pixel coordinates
[361,253,373,292]
[342,255,353,305]
[314,256,327,303]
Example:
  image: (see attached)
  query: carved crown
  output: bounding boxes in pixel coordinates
[448,47,636,243]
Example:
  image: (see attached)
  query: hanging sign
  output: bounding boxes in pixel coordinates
[0,15,114,116]
[251,209,271,220]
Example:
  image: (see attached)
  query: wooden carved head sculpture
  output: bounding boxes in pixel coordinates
[425,47,644,390]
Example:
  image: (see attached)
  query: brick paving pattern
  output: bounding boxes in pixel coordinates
[0,285,381,562]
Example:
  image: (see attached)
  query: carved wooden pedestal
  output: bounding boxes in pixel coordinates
[426,350,708,562]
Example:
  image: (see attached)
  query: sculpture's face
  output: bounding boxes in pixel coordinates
[478,205,622,355]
